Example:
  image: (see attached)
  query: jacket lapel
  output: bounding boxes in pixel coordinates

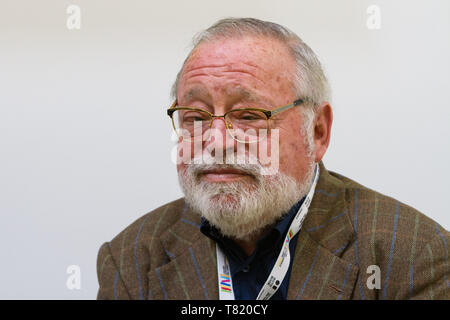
[287,161,359,299]
[147,206,219,300]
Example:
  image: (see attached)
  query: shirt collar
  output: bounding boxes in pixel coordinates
[200,196,306,263]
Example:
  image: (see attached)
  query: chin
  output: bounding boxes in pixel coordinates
[209,193,241,207]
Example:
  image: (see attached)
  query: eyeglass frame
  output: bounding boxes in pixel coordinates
[167,98,305,141]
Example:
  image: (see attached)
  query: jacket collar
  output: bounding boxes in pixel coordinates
[302,161,355,257]
[286,161,359,299]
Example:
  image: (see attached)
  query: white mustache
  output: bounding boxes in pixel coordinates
[186,150,276,179]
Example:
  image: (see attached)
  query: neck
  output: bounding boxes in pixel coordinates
[232,225,272,257]
[233,238,257,257]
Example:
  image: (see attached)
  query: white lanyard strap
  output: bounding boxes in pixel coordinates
[216,163,320,300]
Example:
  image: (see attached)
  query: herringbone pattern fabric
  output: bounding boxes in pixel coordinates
[96,161,450,299]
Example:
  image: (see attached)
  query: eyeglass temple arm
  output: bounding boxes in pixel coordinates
[167,100,178,117]
[270,99,304,117]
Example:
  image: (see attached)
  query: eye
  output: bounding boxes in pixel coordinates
[242,113,261,120]
[181,111,209,122]
[233,110,266,121]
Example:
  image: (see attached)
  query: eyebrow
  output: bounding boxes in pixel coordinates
[180,87,212,104]
[225,86,263,104]
[180,85,267,107]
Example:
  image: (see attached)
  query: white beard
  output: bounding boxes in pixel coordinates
[178,152,316,241]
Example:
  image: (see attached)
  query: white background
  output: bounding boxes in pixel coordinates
[0,0,449,299]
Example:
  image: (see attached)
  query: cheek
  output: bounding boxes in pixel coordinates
[279,142,297,168]
[176,140,198,162]
[277,130,310,175]
[177,163,186,174]
[280,130,302,157]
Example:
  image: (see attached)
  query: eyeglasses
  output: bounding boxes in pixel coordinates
[167,98,305,143]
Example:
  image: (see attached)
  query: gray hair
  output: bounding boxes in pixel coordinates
[171,17,330,106]
[171,17,331,157]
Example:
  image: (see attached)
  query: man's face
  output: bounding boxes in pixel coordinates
[175,36,317,240]
[176,36,313,184]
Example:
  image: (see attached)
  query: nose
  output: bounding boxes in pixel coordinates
[210,115,228,130]
[204,116,236,157]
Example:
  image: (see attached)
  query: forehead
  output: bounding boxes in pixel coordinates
[179,36,296,98]
[188,36,292,65]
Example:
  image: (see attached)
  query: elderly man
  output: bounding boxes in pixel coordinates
[96,18,449,300]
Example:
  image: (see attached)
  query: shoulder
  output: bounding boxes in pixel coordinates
[330,169,445,244]
[105,198,187,262]
[325,168,450,299]
[110,198,187,247]
[328,168,448,274]
[96,198,188,299]
[98,198,186,274]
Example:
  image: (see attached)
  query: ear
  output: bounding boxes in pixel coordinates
[313,102,333,163]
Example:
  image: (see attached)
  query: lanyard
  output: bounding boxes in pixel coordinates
[216,164,320,300]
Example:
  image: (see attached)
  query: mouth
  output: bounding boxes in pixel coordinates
[198,168,254,182]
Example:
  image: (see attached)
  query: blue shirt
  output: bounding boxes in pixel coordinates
[200,196,305,300]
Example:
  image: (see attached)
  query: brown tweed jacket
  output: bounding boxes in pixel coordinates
[96,161,450,300]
